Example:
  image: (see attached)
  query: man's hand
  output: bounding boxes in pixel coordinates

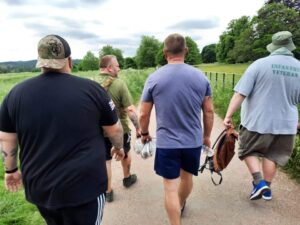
[223,116,233,128]
[111,147,125,161]
[5,171,22,192]
[141,134,152,144]
[203,137,211,148]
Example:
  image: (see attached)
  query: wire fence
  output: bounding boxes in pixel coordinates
[204,71,242,90]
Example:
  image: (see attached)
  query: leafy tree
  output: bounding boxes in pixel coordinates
[135,36,161,69]
[124,57,137,69]
[216,33,235,63]
[99,45,124,68]
[201,44,217,63]
[252,3,300,59]
[78,51,98,71]
[155,43,167,66]
[265,0,300,13]
[185,36,201,65]
[216,16,251,63]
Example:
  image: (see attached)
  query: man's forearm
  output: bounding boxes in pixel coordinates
[0,140,18,171]
[225,92,246,118]
[203,111,214,139]
[128,111,140,130]
[104,121,124,149]
[139,102,153,133]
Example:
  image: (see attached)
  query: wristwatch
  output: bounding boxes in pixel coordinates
[141,131,149,136]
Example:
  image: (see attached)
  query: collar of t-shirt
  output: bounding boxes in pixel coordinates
[270,47,294,56]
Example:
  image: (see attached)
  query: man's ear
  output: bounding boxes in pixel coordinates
[163,49,168,60]
[184,47,189,56]
[68,57,73,69]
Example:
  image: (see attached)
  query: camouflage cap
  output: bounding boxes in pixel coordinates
[36,35,71,69]
[267,31,296,53]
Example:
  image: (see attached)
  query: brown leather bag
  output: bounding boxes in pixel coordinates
[213,127,238,172]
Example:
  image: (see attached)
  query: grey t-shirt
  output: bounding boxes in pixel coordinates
[234,49,300,134]
[142,63,211,148]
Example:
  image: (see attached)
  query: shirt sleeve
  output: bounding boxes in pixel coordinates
[141,77,154,102]
[0,94,16,133]
[205,81,212,97]
[95,86,119,126]
[119,81,133,108]
[234,62,258,96]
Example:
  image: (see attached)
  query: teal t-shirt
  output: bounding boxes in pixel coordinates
[234,48,300,134]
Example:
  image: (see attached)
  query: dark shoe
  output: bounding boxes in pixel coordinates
[123,174,137,188]
[106,190,114,202]
[181,201,186,216]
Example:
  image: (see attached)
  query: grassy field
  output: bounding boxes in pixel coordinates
[0,64,299,224]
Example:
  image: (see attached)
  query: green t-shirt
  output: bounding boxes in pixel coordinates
[94,73,133,132]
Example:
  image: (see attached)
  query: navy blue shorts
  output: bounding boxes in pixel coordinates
[154,147,202,179]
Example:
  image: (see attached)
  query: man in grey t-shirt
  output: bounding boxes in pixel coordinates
[224,31,300,201]
[139,33,214,225]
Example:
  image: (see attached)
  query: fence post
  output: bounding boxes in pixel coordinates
[222,73,225,90]
[232,73,235,89]
[205,71,207,77]
[215,72,218,87]
[209,72,212,81]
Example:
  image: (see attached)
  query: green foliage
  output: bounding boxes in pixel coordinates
[201,44,217,63]
[216,16,251,63]
[252,3,300,59]
[283,136,300,182]
[124,57,137,69]
[185,36,201,65]
[265,0,300,13]
[99,45,124,68]
[155,43,167,66]
[119,68,154,104]
[216,33,235,63]
[135,36,161,69]
[77,51,98,71]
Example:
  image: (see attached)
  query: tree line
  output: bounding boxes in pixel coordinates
[77,1,300,71]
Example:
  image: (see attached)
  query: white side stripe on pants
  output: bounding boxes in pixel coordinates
[95,193,105,225]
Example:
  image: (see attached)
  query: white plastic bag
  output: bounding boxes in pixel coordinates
[134,138,156,159]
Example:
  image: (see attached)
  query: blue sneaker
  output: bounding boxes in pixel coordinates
[262,189,272,201]
[250,180,270,200]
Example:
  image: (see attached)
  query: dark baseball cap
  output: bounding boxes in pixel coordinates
[36,35,71,69]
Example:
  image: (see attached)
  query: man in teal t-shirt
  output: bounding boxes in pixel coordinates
[224,31,300,201]
[94,55,140,202]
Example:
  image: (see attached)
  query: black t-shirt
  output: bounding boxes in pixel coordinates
[0,72,118,209]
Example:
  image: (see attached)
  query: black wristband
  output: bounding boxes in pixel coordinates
[5,167,18,174]
[141,131,149,136]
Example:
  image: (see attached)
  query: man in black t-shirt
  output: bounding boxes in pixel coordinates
[0,35,124,225]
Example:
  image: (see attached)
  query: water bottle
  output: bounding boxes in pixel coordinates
[202,145,214,157]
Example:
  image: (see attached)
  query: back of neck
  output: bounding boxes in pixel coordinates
[167,56,185,64]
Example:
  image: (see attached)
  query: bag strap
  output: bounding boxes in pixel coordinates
[210,170,223,186]
[212,129,227,149]
[199,156,223,185]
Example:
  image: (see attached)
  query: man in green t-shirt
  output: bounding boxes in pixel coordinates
[95,55,140,202]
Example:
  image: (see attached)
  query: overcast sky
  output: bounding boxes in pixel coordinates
[0,0,265,62]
